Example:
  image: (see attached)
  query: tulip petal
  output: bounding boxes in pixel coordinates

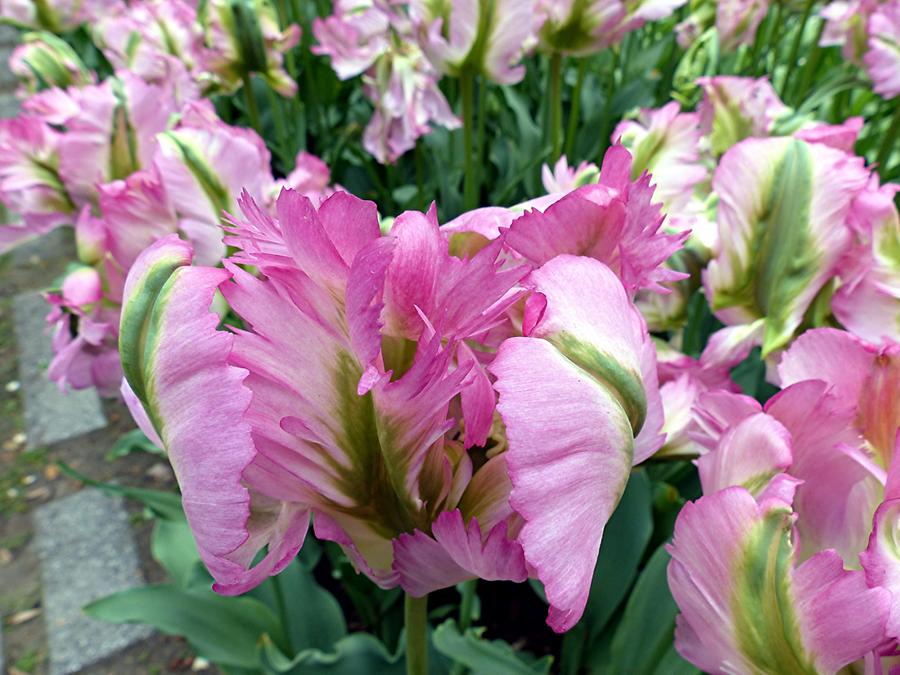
[119,236,310,595]
[393,510,527,597]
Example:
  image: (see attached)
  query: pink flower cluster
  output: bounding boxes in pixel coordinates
[0,61,336,396]
[585,74,900,671]
[313,0,689,163]
[1,0,300,98]
[821,0,900,99]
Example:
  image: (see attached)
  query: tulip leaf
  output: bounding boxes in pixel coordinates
[607,546,699,675]
[151,517,201,588]
[85,585,285,670]
[105,428,165,461]
[267,557,348,654]
[432,620,552,675]
[259,630,451,675]
[57,462,184,521]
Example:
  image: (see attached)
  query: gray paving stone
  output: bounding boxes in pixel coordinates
[0,91,18,117]
[13,292,107,448]
[0,24,18,47]
[35,489,153,675]
[0,615,4,675]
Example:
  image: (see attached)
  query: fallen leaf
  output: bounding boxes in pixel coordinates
[26,487,51,501]
[7,607,41,625]
[0,548,12,565]
[44,464,60,480]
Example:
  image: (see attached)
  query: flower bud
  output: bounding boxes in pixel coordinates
[9,31,93,93]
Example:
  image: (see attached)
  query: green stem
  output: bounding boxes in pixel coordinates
[458,579,477,632]
[597,48,620,163]
[792,19,825,105]
[460,68,477,210]
[266,86,290,165]
[780,0,815,97]
[549,52,563,162]
[761,0,784,75]
[747,10,769,75]
[405,594,429,675]
[565,59,587,158]
[270,573,294,655]
[876,103,900,178]
[241,72,262,134]
[475,76,487,201]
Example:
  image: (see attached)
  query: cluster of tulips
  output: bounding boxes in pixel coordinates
[0,0,898,673]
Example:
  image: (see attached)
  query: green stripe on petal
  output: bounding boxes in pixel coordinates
[119,237,193,427]
[158,131,232,217]
[325,352,421,538]
[732,505,817,675]
[711,137,870,355]
[549,331,647,436]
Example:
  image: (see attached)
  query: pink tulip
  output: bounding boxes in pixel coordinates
[46,256,122,397]
[697,76,789,155]
[118,186,666,634]
[704,136,869,355]
[412,0,537,84]
[23,72,176,208]
[314,1,458,163]
[864,1,900,99]
[0,115,75,251]
[93,0,203,98]
[540,156,600,194]
[538,0,687,55]
[612,102,708,216]
[197,0,300,97]
[668,486,890,674]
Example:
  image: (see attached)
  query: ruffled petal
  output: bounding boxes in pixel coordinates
[393,510,527,597]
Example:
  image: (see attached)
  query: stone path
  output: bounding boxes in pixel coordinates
[13,292,107,448]
[0,25,192,675]
[34,491,153,675]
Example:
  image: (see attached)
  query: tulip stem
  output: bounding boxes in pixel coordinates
[791,19,825,105]
[461,68,477,210]
[549,52,563,163]
[266,86,291,166]
[405,593,429,675]
[241,72,262,135]
[780,0,815,97]
[457,579,477,632]
[565,59,587,158]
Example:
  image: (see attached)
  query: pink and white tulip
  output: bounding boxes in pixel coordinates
[704,136,868,355]
[118,185,667,634]
[668,487,890,674]
[537,0,687,55]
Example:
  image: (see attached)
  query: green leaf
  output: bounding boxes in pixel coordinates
[106,429,164,461]
[432,620,552,675]
[260,631,451,675]
[260,633,405,675]
[85,585,284,669]
[608,546,698,675]
[151,517,201,587]
[269,557,347,653]
[730,347,779,403]
[57,462,184,521]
